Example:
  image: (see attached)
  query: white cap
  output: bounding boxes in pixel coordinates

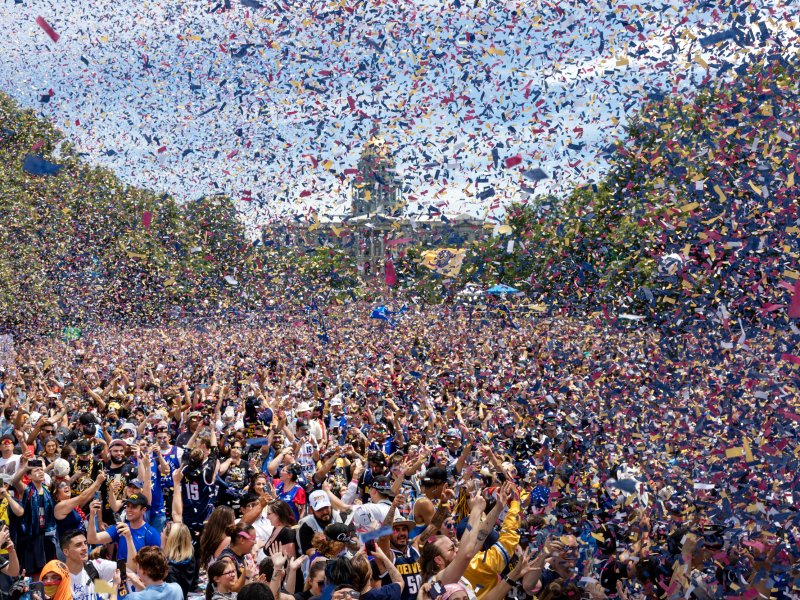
[309,490,331,511]
[295,401,312,413]
[223,406,235,419]
[53,458,71,478]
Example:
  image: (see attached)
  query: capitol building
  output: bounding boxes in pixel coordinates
[277,132,486,279]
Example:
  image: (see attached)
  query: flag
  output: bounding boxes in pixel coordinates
[371,305,397,326]
[384,253,397,286]
[23,154,62,176]
[370,304,407,327]
[420,248,466,278]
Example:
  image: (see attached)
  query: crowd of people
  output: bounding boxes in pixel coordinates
[0,303,797,600]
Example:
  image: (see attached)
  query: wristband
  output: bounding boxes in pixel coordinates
[502,575,520,587]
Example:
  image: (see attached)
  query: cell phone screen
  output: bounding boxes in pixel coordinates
[117,559,127,579]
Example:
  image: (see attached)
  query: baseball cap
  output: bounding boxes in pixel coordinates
[108,402,121,412]
[295,401,312,413]
[371,476,394,495]
[52,458,71,478]
[0,434,15,446]
[392,512,415,528]
[445,428,461,438]
[324,523,357,544]
[126,478,144,489]
[109,439,128,449]
[309,490,332,511]
[124,493,149,507]
[421,467,449,487]
[75,440,92,456]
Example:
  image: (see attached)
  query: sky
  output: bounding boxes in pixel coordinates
[1,0,797,225]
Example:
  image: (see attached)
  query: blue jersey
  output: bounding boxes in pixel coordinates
[107,522,161,561]
[149,460,165,517]
[158,446,182,490]
[382,547,421,600]
[180,458,218,529]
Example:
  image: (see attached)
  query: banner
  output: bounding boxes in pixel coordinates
[420,248,466,278]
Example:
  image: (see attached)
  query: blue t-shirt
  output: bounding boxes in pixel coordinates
[106,522,161,561]
[126,582,183,600]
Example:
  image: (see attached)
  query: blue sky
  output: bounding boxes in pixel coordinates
[1,0,797,225]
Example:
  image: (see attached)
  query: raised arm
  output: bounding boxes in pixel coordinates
[88,499,113,545]
[55,472,106,519]
[170,468,184,523]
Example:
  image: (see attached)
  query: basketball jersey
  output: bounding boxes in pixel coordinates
[182,465,216,528]
[382,546,421,600]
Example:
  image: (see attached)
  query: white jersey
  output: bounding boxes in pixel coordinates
[71,559,117,600]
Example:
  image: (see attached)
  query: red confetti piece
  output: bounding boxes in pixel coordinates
[35,16,60,43]
[504,155,523,168]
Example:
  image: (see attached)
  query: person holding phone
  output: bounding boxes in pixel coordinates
[88,494,161,574]
[12,453,58,577]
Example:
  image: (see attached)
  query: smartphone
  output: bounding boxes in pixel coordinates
[428,581,446,600]
[117,559,127,579]
[365,540,376,553]
[28,459,43,468]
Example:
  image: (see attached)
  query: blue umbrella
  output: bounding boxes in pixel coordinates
[486,284,520,294]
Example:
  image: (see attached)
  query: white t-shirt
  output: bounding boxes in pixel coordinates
[71,559,117,600]
[0,455,20,477]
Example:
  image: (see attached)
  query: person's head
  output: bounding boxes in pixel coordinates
[123,493,149,524]
[420,535,457,582]
[37,418,55,436]
[227,522,257,555]
[163,522,193,563]
[207,557,237,598]
[0,435,15,457]
[307,490,332,526]
[420,467,448,497]
[29,461,46,485]
[391,522,412,551]
[39,560,70,600]
[188,412,202,431]
[267,499,297,527]
[52,480,73,502]
[348,554,372,593]
[331,586,360,600]
[237,582,274,600]
[134,546,169,584]
[108,440,127,464]
[549,535,580,574]
[60,529,89,563]
[279,463,300,485]
[43,436,59,456]
[155,426,171,449]
[303,560,327,596]
[310,532,346,559]
[199,505,236,567]
[325,556,355,587]
[249,473,269,496]
[367,451,386,474]
[229,440,244,459]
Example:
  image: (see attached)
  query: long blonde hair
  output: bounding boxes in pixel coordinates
[163,522,194,563]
